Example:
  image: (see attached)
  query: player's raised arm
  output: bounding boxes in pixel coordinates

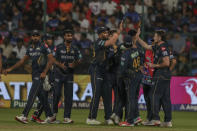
[104,21,123,46]
[136,28,152,50]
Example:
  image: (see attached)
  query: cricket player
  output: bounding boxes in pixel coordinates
[31,33,56,123]
[4,30,55,124]
[110,34,133,124]
[137,29,172,127]
[86,21,123,125]
[52,29,82,124]
[118,29,143,127]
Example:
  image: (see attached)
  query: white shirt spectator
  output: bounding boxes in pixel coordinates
[144,0,153,7]
[54,36,64,46]
[80,19,90,31]
[135,2,148,14]
[89,1,102,16]
[163,0,178,12]
[103,0,117,16]
[13,46,26,59]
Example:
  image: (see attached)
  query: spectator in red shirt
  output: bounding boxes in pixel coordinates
[47,0,59,14]
[59,0,73,13]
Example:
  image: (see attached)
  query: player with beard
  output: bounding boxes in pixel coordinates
[31,33,57,123]
[86,21,123,125]
[52,29,82,124]
[4,30,55,124]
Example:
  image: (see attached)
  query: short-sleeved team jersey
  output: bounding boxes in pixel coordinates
[152,42,170,72]
[25,42,51,75]
[55,43,82,74]
[92,38,107,67]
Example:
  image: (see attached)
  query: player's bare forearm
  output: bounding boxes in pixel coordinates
[138,38,152,50]
[43,54,53,74]
[170,59,177,71]
[105,21,123,46]
[8,55,29,72]
[52,56,67,70]
[147,56,170,68]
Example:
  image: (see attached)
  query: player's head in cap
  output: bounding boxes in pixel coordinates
[31,30,41,44]
[32,30,40,36]
[63,28,74,44]
[123,34,132,48]
[44,33,54,46]
[45,33,53,40]
[97,26,110,40]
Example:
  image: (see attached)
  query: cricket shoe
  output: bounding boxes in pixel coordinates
[15,114,28,124]
[105,119,114,125]
[86,118,101,125]
[41,116,56,124]
[144,120,161,126]
[31,115,44,123]
[141,120,150,125]
[62,118,74,124]
[110,113,120,125]
[160,121,172,128]
[134,116,142,125]
[119,121,134,127]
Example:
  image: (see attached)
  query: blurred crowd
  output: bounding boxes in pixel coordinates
[0,0,197,75]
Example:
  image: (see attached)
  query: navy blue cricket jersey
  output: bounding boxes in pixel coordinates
[55,43,82,74]
[25,42,51,75]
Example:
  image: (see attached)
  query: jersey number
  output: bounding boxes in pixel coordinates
[133,56,140,70]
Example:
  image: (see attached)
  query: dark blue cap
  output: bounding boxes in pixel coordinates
[32,30,40,36]
[45,33,53,40]
[97,26,110,34]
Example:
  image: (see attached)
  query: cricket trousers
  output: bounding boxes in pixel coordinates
[33,90,54,118]
[143,84,152,121]
[22,73,52,117]
[105,72,118,114]
[115,76,127,120]
[149,70,172,122]
[125,72,142,124]
[53,72,73,118]
[88,65,112,120]
[33,71,55,118]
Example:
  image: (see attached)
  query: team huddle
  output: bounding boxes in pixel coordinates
[2,21,175,127]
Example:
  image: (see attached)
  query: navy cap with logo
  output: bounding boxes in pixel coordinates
[32,30,40,36]
[97,26,110,34]
[45,33,53,40]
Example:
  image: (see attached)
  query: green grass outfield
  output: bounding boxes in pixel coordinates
[0,108,196,131]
